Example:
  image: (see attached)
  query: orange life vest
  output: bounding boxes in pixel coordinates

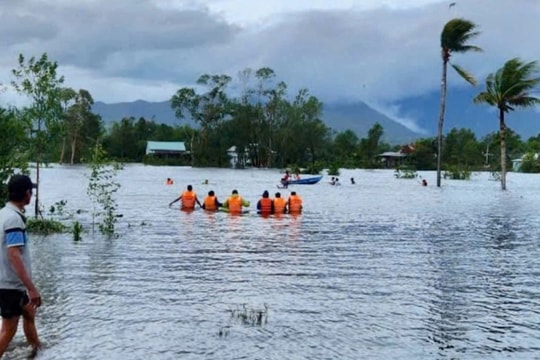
[181,190,197,209]
[204,196,218,211]
[288,195,302,214]
[273,198,287,214]
[259,198,273,214]
[227,196,243,214]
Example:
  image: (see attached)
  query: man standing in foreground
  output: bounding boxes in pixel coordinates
[0,175,41,356]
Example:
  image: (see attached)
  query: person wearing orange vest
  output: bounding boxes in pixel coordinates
[257,190,274,216]
[202,190,222,211]
[222,189,250,214]
[168,185,201,210]
[273,192,287,214]
[287,191,303,214]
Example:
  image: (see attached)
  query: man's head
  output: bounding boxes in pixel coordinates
[275,192,281,198]
[187,185,193,191]
[208,190,215,196]
[291,191,297,196]
[8,175,35,203]
[232,189,238,195]
[262,190,269,198]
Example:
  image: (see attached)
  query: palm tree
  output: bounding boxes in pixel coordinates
[436,18,482,187]
[473,58,540,190]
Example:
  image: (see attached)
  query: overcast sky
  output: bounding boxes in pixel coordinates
[0,0,539,131]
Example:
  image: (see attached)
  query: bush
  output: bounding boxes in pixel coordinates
[394,166,417,179]
[443,165,471,180]
[26,218,67,235]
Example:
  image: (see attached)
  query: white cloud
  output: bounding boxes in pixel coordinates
[0,0,539,132]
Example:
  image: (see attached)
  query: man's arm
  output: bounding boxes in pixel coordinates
[7,247,41,307]
[169,197,180,207]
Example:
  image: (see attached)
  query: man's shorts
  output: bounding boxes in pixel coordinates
[0,289,29,318]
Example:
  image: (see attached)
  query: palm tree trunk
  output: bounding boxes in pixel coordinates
[436,57,448,187]
[499,107,507,190]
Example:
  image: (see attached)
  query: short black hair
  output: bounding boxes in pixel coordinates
[187,185,193,191]
[275,192,281,198]
[208,190,215,196]
[232,189,238,194]
[262,190,269,198]
[291,191,297,195]
[7,175,35,202]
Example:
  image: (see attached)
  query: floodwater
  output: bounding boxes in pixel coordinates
[8,165,540,359]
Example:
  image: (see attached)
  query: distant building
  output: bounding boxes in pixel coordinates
[512,153,539,172]
[145,141,187,159]
[378,144,415,168]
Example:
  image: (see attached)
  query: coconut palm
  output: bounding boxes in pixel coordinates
[436,18,482,187]
[473,58,540,190]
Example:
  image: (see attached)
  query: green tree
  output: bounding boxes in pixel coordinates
[473,58,540,190]
[170,74,231,166]
[436,18,482,187]
[443,128,482,168]
[0,108,30,206]
[333,130,359,166]
[11,53,64,217]
[359,123,386,168]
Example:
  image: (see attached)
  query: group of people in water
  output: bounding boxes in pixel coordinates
[168,185,303,215]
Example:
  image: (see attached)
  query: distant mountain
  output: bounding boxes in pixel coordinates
[395,87,540,140]
[92,99,421,145]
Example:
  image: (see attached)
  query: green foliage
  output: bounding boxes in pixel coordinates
[0,108,30,207]
[520,153,540,173]
[72,221,83,241]
[394,166,418,179]
[327,163,340,176]
[11,53,65,216]
[474,58,540,189]
[437,18,482,187]
[87,143,121,236]
[443,166,472,180]
[26,218,67,235]
[303,161,323,175]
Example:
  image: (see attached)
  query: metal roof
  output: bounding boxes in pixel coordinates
[146,141,186,154]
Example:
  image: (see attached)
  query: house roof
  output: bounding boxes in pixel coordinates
[146,141,186,155]
[378,151,407,158]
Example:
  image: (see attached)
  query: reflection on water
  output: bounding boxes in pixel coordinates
[10,166,540,359]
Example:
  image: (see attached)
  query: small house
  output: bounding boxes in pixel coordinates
[145,141,187,159]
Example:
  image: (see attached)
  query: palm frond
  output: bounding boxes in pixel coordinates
[473,92,496,106]
[451,63,477,86]
[453,45,483,54]
[441,18,481,52]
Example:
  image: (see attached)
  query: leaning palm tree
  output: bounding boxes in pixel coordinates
[436,18,482,187]
[473,58,540,190]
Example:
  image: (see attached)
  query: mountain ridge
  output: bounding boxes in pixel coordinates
[92,99,421,145]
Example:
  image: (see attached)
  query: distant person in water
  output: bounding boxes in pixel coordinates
[169,184,202,210]
[257,190,274,216]
[202,190,222,211]
[273,192,287,214]
[421,179,428,186]
[330,177,336,185]
[350,177,355,184]
[288,191,303,214]
[202,179,209,185]
[222,189,250,214]
[281,171,290,187]
[166,178,174,185]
